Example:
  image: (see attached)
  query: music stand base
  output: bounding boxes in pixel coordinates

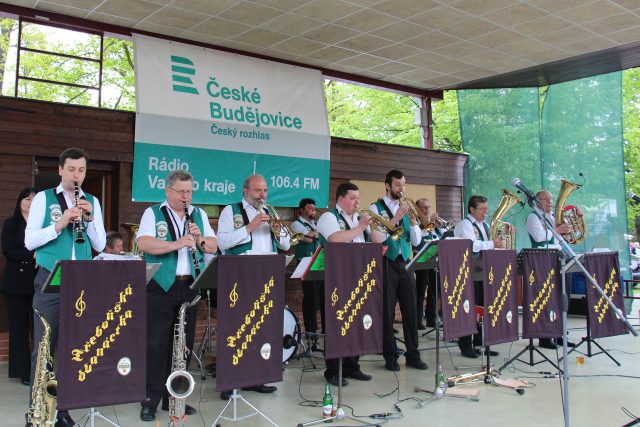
[499,339,563,374]
[211,390,279,427]
[562,336,621,366]
[76,407,120,427]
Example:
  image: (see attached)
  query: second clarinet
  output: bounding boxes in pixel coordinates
[73,181,85,244]
[183,202,202,277]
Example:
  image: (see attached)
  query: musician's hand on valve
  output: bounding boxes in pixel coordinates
[394,204,410,226]
[493,237,506,249]
[556,223,572,234]
[246,212,269,233]
[357,213,371,230]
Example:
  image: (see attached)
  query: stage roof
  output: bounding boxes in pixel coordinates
[1,0,640,95]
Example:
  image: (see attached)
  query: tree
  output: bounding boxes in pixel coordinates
[0,18,17,92]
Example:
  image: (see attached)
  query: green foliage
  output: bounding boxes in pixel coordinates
[0,18,17,90]
[623,68,640,234]
[0,19,134,111]
[432,90,462,152]
[324,80,422,147]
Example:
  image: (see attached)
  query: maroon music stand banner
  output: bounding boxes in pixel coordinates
[582,252,628,338]
[324,242,383,359]
[216,255,285,391]
[522,249,562,339]
[482,249,518,346]
[58,260,146,410]
[438,239,476,340]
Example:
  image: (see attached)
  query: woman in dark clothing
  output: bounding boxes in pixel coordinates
[1,187,37,385]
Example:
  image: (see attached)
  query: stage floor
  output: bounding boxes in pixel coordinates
[3,301,640,427]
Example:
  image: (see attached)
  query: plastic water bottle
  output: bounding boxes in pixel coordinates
[437,363,445,391]
[322,383,333,422]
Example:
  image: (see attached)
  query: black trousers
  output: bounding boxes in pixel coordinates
[301,280,325,333]
[142,279,198,409]
[324,356,360,379]
[458,280,484,351]
[415,269,438,327]
[4,293,33,380]
[382,257,420,364]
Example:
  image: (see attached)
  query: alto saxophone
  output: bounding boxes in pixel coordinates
[166,295,200,426]
[27,310,58,427]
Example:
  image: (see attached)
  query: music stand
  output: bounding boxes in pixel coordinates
[407,241,480,405]
[189,257,219,380]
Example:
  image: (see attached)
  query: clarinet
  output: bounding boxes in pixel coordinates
[73,182,85,244]
[183,202,202,277]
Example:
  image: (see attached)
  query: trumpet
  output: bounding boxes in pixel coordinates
[73,182,85,244]
[357,208,404,240]
[257,199,304,246]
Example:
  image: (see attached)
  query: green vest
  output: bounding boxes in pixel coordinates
[35,188,95,271]
[374,200,412,261]
[528,214,555,248]
[467,217,489,257]
[225,203,277,255]
[294,218,319,259]
[144,204,205,291]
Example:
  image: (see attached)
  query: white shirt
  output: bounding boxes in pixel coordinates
[137,201,216,275]
[526,212,561,248]
[317,205,367,243]
[25,184,107,255]
[217,199,290,254]
[454,214,494,252]
[290,216,317,235]
[368,195,421,246]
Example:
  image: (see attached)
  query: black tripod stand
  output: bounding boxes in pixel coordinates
[562,305,621,366]
[499,337,562,373]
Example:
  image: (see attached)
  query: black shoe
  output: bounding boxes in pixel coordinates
[140,407,156,422]
[220,390,233,400]
[55,415,75,427]
[475,348,499,356]
[539,338,557,349]
[556,338,576,348]
[346,370,372,381]
[406,358,428,370]
[425,322,436,328]
[417,323,426,330]
[241,384,277,393]
[385,360,400,371]
[161,402,196,415]
[461,348,479,359]
[21,378,30,386]
[326,375,348,386]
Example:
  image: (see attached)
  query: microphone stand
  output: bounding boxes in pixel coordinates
[523,192,638,427]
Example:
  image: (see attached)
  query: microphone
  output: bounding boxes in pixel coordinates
[629,192,640,203]
[511,178,538,202]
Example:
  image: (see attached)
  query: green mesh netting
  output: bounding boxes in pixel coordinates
[458,72,629,281]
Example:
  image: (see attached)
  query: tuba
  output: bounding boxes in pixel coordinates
[554,179,587,245]
[27,310,57,427]
[257,200,304,246]
[166,295,200,426]
[489,189,522,250]
[357,208,404,240]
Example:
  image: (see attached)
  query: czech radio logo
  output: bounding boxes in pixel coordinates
[171,55,199,95]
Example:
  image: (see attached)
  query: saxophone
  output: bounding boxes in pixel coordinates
[166,295,200,426]
[27,310,57,427]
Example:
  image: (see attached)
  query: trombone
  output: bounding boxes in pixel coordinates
[257,200,304,246]
[357,208,404,240]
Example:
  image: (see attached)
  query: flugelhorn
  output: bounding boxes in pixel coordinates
[554,178,587,245]
[357,208,404,240]
[399,192,431,228]
[72,182,85,244]
[257,199,303,246]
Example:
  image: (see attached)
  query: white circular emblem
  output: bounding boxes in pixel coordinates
[506,310,513,324]
[380,210,390,221]
[117,357,132,376]
[337,219,346,231]
[549,310,557,322]
[362,314,372,330]
[156,221,169,240]
[260,343,271,360]
[233,214,244,229]
[50,204,62,223]
[463,300,470,313]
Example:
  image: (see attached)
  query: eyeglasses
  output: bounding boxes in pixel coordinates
[167,187,192,196]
